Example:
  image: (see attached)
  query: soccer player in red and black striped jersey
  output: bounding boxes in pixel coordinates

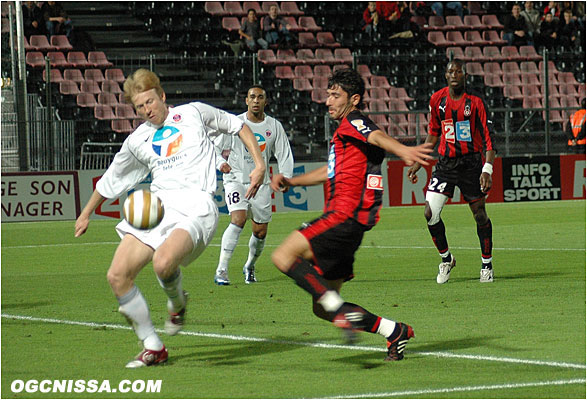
[407,59,496,284]
[270,68,432,361]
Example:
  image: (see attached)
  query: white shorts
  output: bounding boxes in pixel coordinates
[115,191,219,267]
[223,181,272,224]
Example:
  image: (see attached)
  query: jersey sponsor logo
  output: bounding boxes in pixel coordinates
[172,114,182,123]
[152,126,182,157]
[243,133,267,153]
[327,143,336,179]
[366,174,383,190]
[441,119,455,143]
[350,119,372,135]
[456,120,471,142]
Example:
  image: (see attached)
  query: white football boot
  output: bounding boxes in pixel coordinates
[480,267,494,283]
[436,254,456,284]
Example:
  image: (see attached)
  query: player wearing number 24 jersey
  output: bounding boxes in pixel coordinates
[407,59,496,284]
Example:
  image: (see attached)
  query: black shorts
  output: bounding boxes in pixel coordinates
[428,153,485,203]
[298,211,366,281]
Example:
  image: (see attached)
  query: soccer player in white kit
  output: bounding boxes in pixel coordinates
[74,69,265,368]
[214,85,294,285]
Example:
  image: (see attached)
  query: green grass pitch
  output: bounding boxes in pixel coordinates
[1,200,585,398]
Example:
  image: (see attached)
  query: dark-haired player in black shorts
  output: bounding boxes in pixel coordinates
[407,59,496,284]
[270,68,432,361]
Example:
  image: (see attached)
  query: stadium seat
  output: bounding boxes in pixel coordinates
[410,15,427,31]
[47,51,71,68]
[313,64,332,77]
[408,113,428,138]
[501,46,524,62]
[357,64,372,78]
[59,80,80,95]
[559,83,578,97]
[111,119,134,134]
[102,80,122,94]
[462,46,483,62]
[311,89,328,104]
[483,74,504,87]
[502,74,522,86]
[482,46,502,62]
[84,68,105,83]
[520,61,539,76]
[222,17,241,32]
[67,51,92,68]
[333,48,352,64]
[94,104,116,121]
[503,85,524,100]
[522,85,541,99]
[448,46,466,60]
[224,2,244,16]
[467,1,485,15]
[522,96,542,110]
[105,68,125,83]
[50,35,73,51]
[445,15,465,30]
[97,92,119,106]
[63,68,85,83]
[428,15,448,31]
[369,88,390,101]
[298,16,321,32]
[280,2,304,16]
[446,31,469,46]
[463,15,487,30]
[371,75,391,90]
[519,46,541,62]
[294,65,313,79]
[42,68,64,83]
[482,30,506,46]
[465,62,484,76]
[370,114,389,130]
[332,64,350,74]
[558,72,577,86]
[521,74,540,86]
[390,87,414,102]
[30,35,54,51]
[258,49,278,65]
[282,16,301,32]
[312,76,329,89]
[315,48,336,64]
[362,77,372,90]
[316,32,340,48]
[481,14,504,30]
[296,48,319,65]
[388,114,408,136]
[115,104,137,119]
[464,30,489,47]
[276,48,298,64]
[80,80,101,95]
[427,31,450,47]
[293,77,313,91]
[298,32,319,48]
[502,61,521,77]
[88,51,113,68]
[275,65,295,79]
[389,99,409,112]
[76,93,97,108]
[243,2,263,15]
[204,2,227,16]
[23,36,33,51]
[483,62,502,77]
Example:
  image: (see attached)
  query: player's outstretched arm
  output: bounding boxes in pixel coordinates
[75,190,107,237]
[270,165,328,192]
[238,124,266,199]
[367,130,433,166]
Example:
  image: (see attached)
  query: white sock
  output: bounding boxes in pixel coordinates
[244,234,265,269]
[376,318,397,339]
[157,269,185,313]
[117,285,163,351]
[317,290,344,313]
[216,223,243,274]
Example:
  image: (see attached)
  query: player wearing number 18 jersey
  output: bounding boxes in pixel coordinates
[407,59,496,284]
[270,68,432,361]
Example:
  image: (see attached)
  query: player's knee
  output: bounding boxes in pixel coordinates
[424,204,433,222]
[106,268,127,291]
[474,210,488,225]
[152,251,175,279]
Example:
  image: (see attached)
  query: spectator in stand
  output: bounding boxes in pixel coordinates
[430,1,464,18]
[410,1,434,18]
[239,8,268,52]
[538,12,559,48]
[567,98,586,154]
[520,1,541,45]
[42,1,73,39]
[263,4,293,48]
[543,1,561,21]
[504,3,530,46]
[558,8,578,48]
[362,2,386,38]
[22,1,46,37]
[389,1,415,39]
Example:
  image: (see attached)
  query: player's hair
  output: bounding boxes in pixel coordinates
[123,68,164,105]
[327,68,366,110]
[247,84,268,100]
[446,58,466,74]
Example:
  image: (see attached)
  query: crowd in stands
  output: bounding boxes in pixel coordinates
[22,1,73,39]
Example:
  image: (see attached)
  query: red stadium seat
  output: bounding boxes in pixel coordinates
[357,64,372,78]
[501,46,524,62]
[115,104,137,119]
[76,93,97,108]
[42,68,64,83]
[369,88,390,101]
[482,30,507,46]
[204,2,227,16]
[47,51,71,68]
[315,48,336,64]
[313,65,332,77]
[59,80,80,95]
[282,16,301,32]
[50,35,73,51]
[293,77,313,91]
[88,51,113,68]
[111,119,134,134]
[428,31,450,46]
[481,14,504,30]
[298,32,318,48]
[334,48,352,64]
[465,62,484,76]
[316,32,340,48]
[463,15,487,30]
[80,80,101,95]
[483,62,502,77]
[370,75,391,90]
[224,2,245,16]
[261,2,280,14]
[84,68,105,83]
[312,76,329,89]
[519,45,542,61]
[445,16,465,30]
[428,16,448,31]
[276,48,298,64]
[294,65,313,79]
[280,2,304,16]
[243,2,263,15]
[64,68,84,83]
[503,85,524,100]
[258,49,278,65]
[97,92,119,106]
[29,35,54,51]
[446,31,469,46]
[102,80,122,94]
[105,68,125,83]
[222,17,241,32]
[311,89,328,104]
[464,31,489,47]
[298,16,322,32]
[67,51,92,68]
[390,87,413,102]
[94,104,116,120]
[296,48,319,65]
[275,65,295,79]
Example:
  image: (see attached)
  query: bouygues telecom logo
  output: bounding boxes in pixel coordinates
[245,133,266,153]
[152,126,182,157]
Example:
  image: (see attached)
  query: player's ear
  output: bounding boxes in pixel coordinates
[350,93,361,107]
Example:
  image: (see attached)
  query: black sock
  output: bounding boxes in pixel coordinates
[343,302,379,332]
[477,219,493,265]
[284,258,331,300]
[428,219,449,256]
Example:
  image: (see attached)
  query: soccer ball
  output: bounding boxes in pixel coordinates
[123,189,165,230]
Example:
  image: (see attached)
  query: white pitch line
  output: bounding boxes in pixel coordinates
[3,242,585,252]
[323,378,587,399]
[2,314,585,370]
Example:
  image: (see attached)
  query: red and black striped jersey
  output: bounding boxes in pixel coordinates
[325,110,385,229]
[429,87,495,158]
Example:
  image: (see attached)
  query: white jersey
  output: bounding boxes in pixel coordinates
[96,102,244,215]
[215,112,294,184]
